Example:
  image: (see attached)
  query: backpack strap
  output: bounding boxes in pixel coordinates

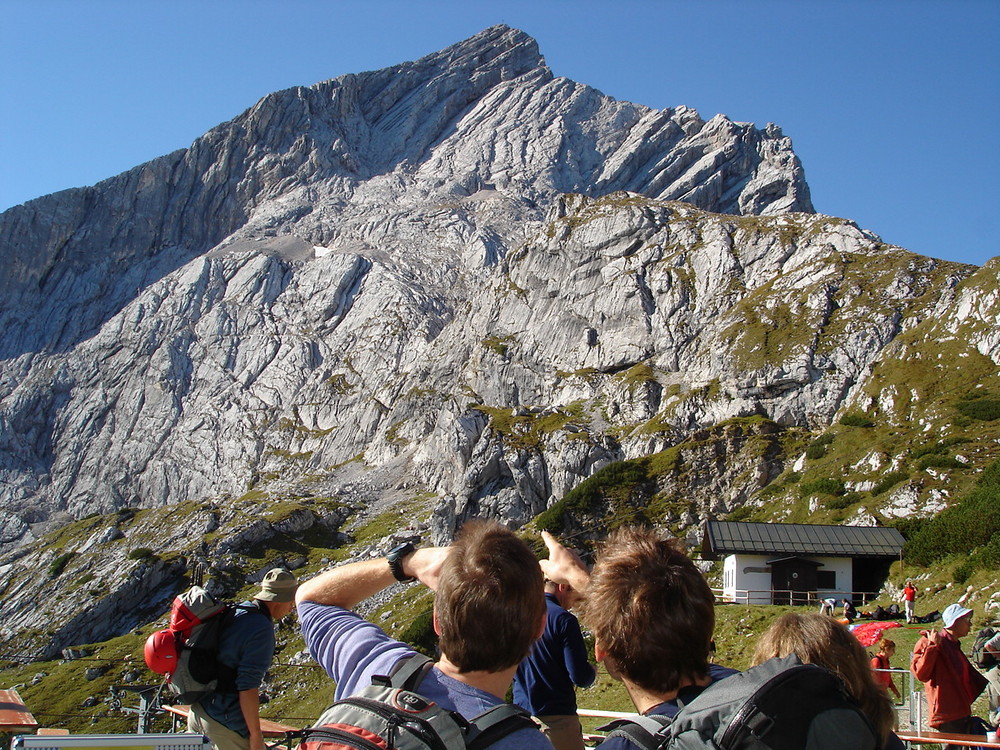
[464,704,536,750]
[371,652,435,691]
[210,603,267,693]
[598,714,673,750]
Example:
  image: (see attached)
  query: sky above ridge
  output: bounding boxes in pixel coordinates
[2,0,997,266]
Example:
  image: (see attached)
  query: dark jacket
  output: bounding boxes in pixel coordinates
[196,601,274,736]
[513,593,596,716]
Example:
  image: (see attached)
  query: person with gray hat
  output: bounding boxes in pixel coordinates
[188,568,298,750]
[910,602,989,747]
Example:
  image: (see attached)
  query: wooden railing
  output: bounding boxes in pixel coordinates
[711,588,880,605]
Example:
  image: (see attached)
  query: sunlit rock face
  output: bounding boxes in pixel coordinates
[0,24,984,558]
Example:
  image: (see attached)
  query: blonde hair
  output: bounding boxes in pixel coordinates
[752,612,895,745]
[876,637,895,655]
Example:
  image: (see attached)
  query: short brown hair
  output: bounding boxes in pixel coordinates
[435,520,545,673]
[580,526,715,693]
[752,613,895,744]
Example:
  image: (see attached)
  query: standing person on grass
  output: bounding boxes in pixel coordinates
[911,603,988,749]
[513,576,596,750]
[871,637,902,702]
[903,580,918,624]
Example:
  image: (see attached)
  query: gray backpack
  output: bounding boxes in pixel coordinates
[296,654,535,750]
[600,655,881,750]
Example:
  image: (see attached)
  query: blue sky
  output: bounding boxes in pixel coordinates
[2,0,997,266]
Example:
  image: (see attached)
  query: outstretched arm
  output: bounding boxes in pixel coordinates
[296,547,451,609]
[539,531,591,593]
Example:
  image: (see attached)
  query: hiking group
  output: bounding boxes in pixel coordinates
[160,522,1000,750]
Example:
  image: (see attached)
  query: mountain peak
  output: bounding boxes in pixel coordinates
[0,25,820,545]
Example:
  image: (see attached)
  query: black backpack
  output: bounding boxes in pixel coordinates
[972,627,998,669]
[599,655,880,750]
[295,653,535,750]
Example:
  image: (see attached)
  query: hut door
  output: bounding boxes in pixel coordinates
[770,558,819,605]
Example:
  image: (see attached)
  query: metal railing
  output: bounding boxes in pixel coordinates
[874,667,922,729]
[712,587,880,606]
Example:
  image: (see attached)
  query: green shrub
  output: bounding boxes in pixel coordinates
[892,516,927,541]
[727,506,755,522]
[48,552,75,579]
[872,471,909,496]
[839,413,875,428]
[800,478,846,497]
[904,460,1000,570]
[128,547,155,561]
[806,444,828,460]
[398,609,437,658]
[805,433,835,460]
[917,455,967,471]
[911,438,966,460]
[535,457,657,532]
[824,495,854,510]
[955,399,1000,421]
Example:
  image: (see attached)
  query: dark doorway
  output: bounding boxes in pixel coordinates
[769,557,823,605]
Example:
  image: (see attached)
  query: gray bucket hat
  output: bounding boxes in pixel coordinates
[256,568,298,603]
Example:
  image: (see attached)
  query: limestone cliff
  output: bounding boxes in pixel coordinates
[0,26,997,656]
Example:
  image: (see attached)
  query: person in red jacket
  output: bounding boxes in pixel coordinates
[910,603,988,748]
[871,637,902,701]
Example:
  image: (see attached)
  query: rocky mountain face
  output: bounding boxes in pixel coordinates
[0,25,996,656]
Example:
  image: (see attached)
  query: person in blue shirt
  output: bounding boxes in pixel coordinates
[539,528,738,750]
[296,521,554,750]
[187,569,298,750]
[513,579,596,750]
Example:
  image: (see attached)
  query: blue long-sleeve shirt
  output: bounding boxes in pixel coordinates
[513,593,596,716]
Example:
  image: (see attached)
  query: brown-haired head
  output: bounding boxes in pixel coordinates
[435,520,545,673]
[580,526,715,694]
[752,612,895,744]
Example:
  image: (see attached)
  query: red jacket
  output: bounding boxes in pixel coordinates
[871,653,897,694]
[911,630,988,726]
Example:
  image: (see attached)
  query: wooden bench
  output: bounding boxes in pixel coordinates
[162,705,299,737]
[897,729,1000,748]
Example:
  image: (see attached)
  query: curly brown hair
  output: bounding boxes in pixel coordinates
[579,526,715,694]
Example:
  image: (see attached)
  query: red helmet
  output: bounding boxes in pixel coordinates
[144,630,179,675]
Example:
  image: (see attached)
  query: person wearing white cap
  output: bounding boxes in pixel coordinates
[910,603,988,748]
[188,568,298,750]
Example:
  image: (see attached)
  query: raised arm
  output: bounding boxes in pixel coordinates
[538,531,591,593]
[296,547,451,609]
